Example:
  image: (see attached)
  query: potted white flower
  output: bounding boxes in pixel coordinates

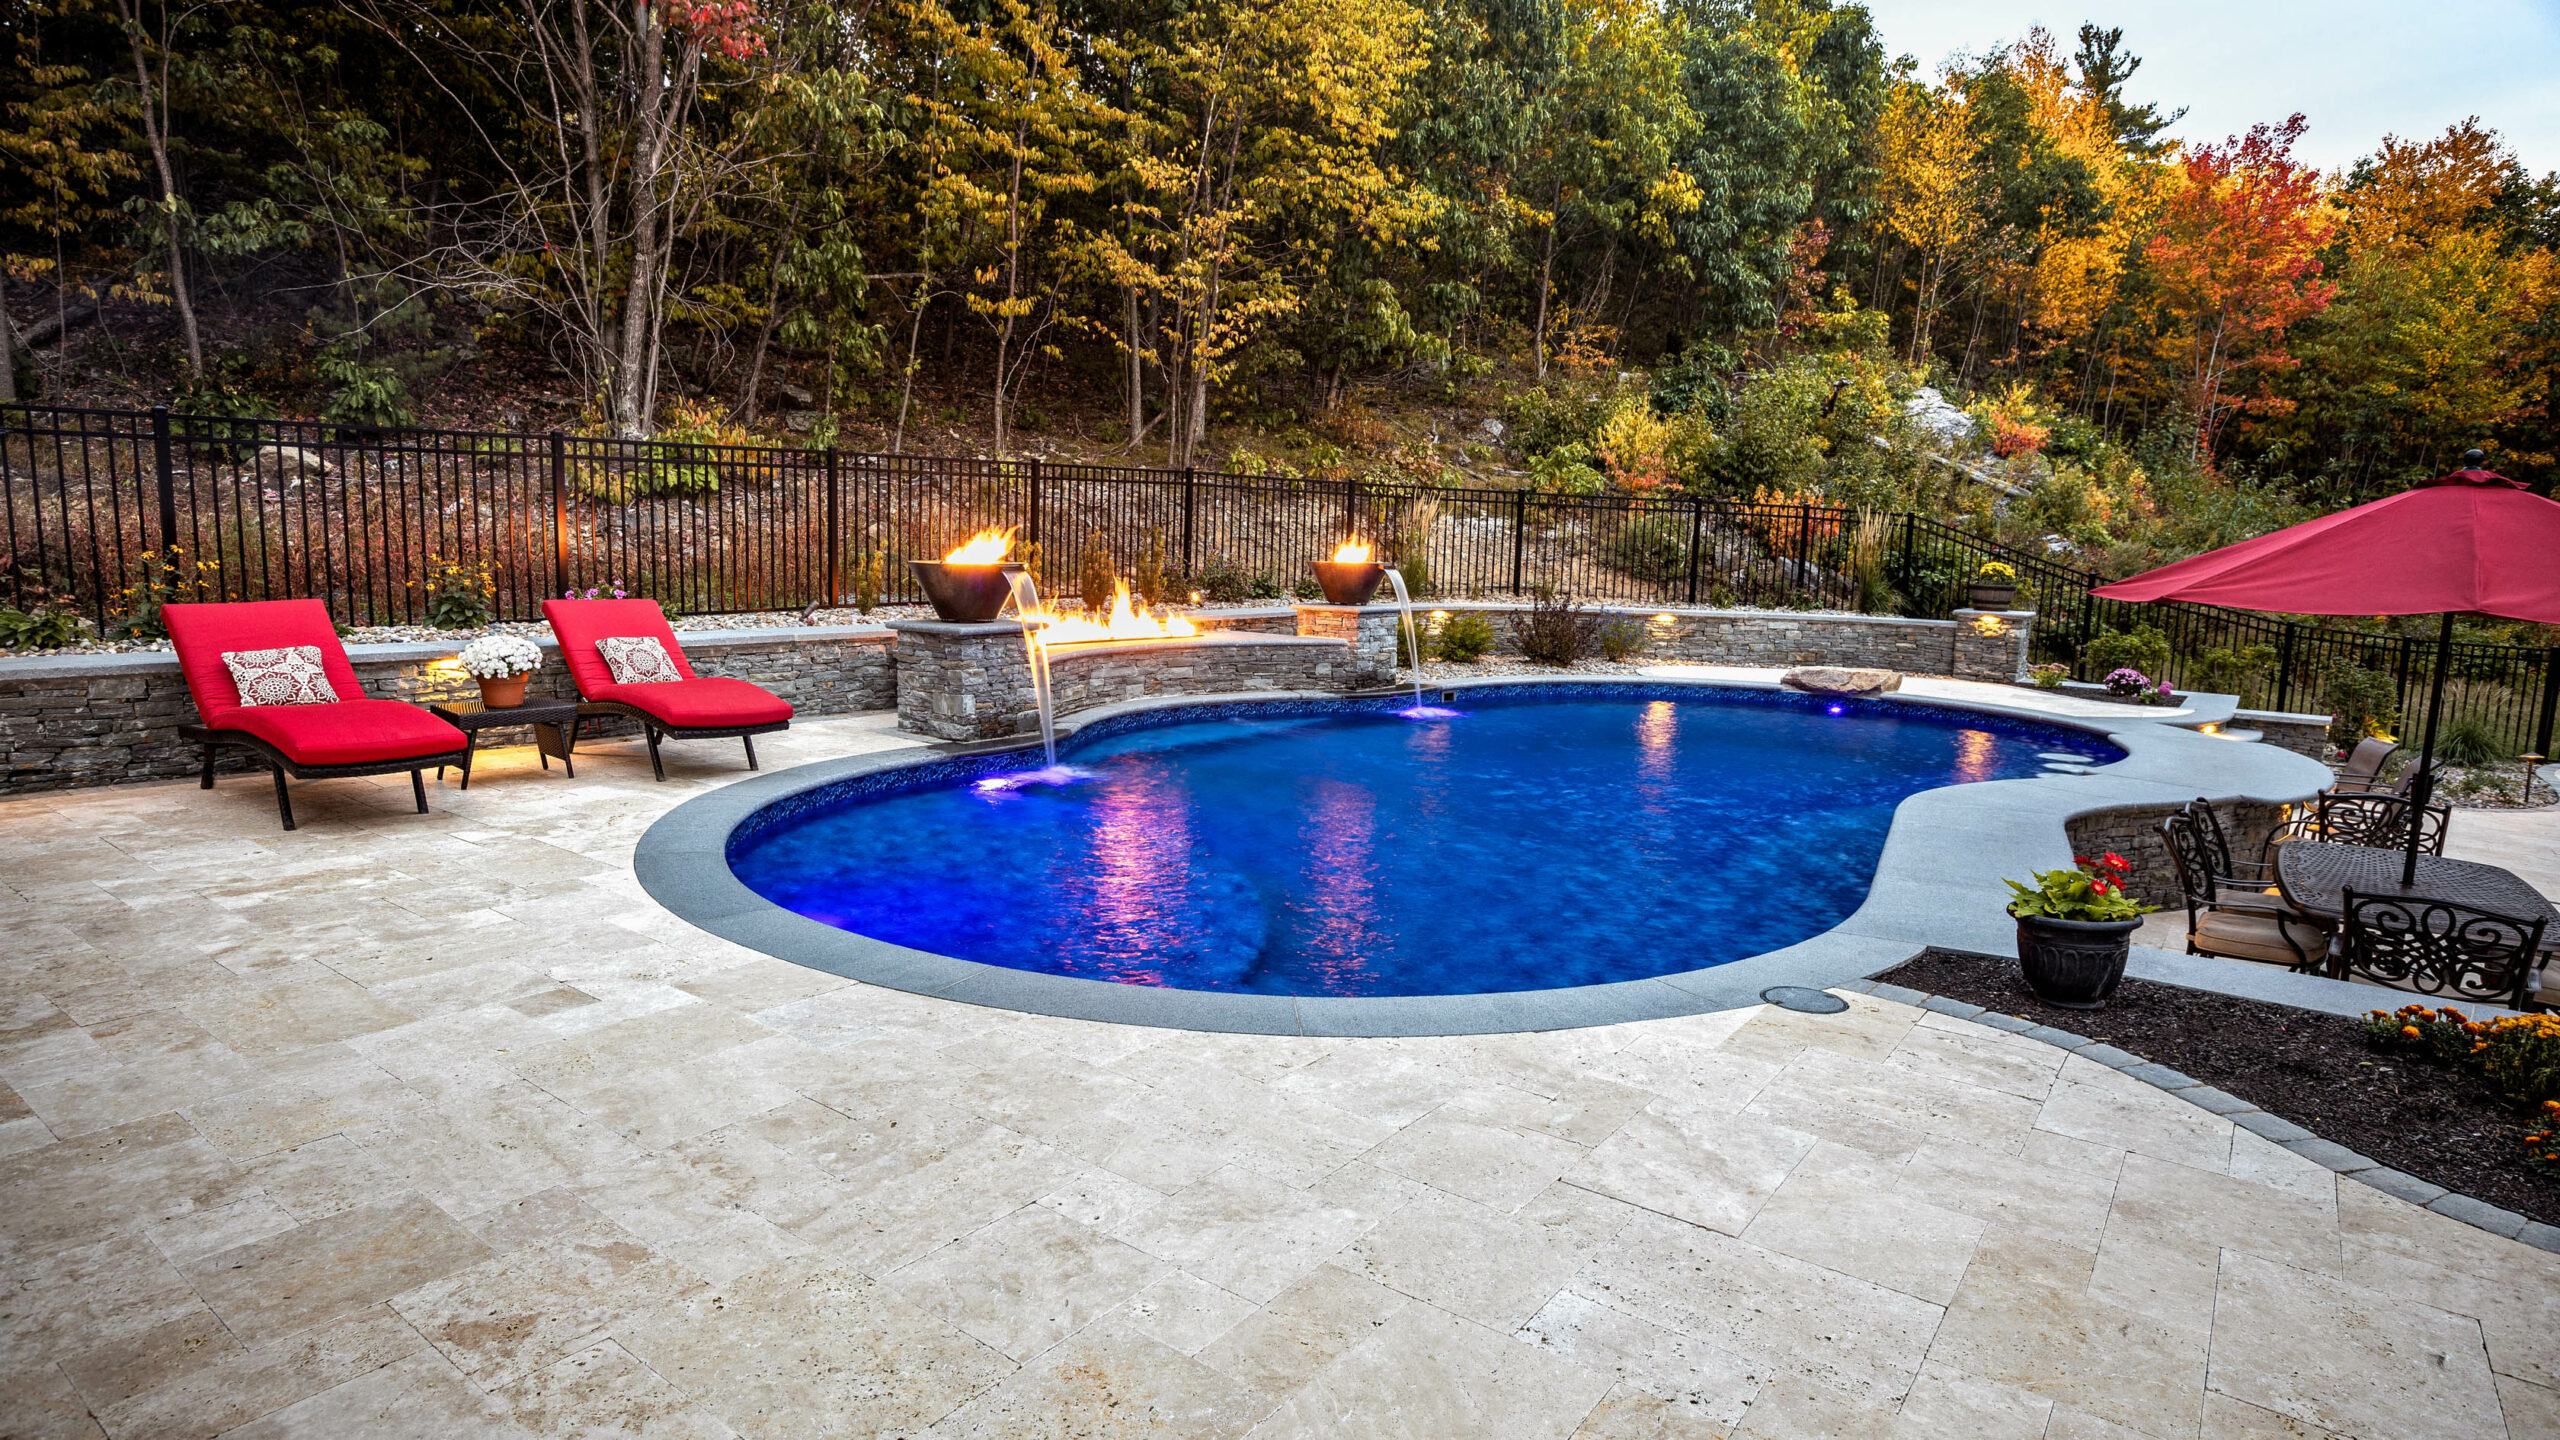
[457,634,543,709]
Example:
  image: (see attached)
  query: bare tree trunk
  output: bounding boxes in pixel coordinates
[894,279,932,454]
[1532,182,1562,382]
[118,0,200,380]
[990,129,1028,458]
[1124,286,1144,446]
[740,195,808,423]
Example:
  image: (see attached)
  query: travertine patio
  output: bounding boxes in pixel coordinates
[3,715,2554,1439]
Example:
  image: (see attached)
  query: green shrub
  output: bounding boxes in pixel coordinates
[1434,611,1497,662]
[851,550,886,614]
[1516,588,1598,666]
[2081,625,2172,686]
[1598,618,1649,662]
[1077,532,1115,613]
[420,554,494,630]
[0,607,87,650]
[2190,644,2277,705]
[1609,515,1689,583]
[2434,714,2510,769]
[1195,560,1276,604]
[2315,661,2400,750]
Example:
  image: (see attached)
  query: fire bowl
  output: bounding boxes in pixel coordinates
[909,560,1022,622]
[1311,559,1387,606]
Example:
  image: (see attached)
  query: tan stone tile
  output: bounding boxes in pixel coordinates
[1517,1289,1765,1428]
[1037,1166,1169,1232]
[792,1123,1080,1276]
[1344,1183,1627,1331]
[2198,1390,2342,1438]
[8,1010,269,1137]
[1568,1212,1942,1407]
[222,1348,534,1439]
[1740,1144,1984,1305]
[1567,1380,1738,1440]
[144,1193,299,1266]
[2224,1130,2336,1211]
[1888,1018,2067,1102]
[1367,1096,1588,1213]
[1242,1301,1612,1440]
[0,1110,54,1158]
[2109,1153,2340,1276]
[1746,1047,2042,1160]
[615,1257,1011,1440]
[887,1203,1166,1363]
[2206,1251,2502,1440]
[506,1003,776,1097]
[54,1306,244,1413]
[673,959,850,1013]
[1719,995,1917,1065]
[1896,1138,2116,1250]
[1927,1240,2205,1437]
[2493,1374,2560,1440]
[180,1061,423,1162]
[2034,1076,2232,1173]
[1727,1373,1897,1438]
[497,1340,740,1440]
[0,1358,109,1440]
[345,1077,644,1219]
[2085,1212,2222,1350]
[1587,1034,1784,1117]
[391,1217,705,1387]
[183,1194,493,1346]
[2334,1195,2560,1391]
[1266,1047,1490,1127]
[182,977,415,1057]
[1194,1264,1413,1400]
[1894,1361,2054,1439]
[928,1314,1269,1439]
[0,1112,249,1250]
[8,1230,206,1361]
[564,1053,800,1150]
[1117,1272,1259,1358]
[247,1134,418,1221]
[1564,1101,1816,1236]
[97,1305,429,1440]
[1110,1165,1394,1305]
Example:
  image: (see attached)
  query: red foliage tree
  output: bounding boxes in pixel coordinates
[2143,115,2338,462]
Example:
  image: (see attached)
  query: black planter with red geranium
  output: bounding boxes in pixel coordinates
[2003,853,2153,1010]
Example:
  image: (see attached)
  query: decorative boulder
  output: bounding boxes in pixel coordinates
[1781,666,1902,696]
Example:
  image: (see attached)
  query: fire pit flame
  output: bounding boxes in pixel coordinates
[944,528,1014,564]
[1031,580,1198,646]
[1331,537,1374,564]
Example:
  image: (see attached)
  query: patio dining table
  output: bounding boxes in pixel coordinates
[2274,840,2560,953]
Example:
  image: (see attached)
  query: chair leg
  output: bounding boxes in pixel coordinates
[200,744,217,789]
[271,764,296,831]
[411,769,429,813]
[647,727,665,782]
[742,734,759,770]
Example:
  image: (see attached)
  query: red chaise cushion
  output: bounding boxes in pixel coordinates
[164,600,466,767]
[542,598,792,730]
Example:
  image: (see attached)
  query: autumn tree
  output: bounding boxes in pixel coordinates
[2140,114,2337,462]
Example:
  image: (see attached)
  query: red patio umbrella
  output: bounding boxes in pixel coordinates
[2093,451,2560,884]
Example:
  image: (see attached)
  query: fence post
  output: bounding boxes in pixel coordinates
[150,405,178,560]
[2536,646,2560,759]
[1683,499,1705,605]
[1343,475,1358,538]
[2274,625,2298,713]
[1181,466,1197,576]
[1026,456,1043,548]
[823,445,841,607]
[548,431,569,600]
[1897,512,1914,598]
[1510,490,1528,594]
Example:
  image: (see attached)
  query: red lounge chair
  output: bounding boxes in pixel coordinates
[543,598,792,780]
[165,599,470,831]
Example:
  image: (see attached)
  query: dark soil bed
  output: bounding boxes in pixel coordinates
[1878,949,2558,1225]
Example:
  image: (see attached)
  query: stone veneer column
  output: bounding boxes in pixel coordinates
[1949,608,2036,683]
[888,619,1036,741]
[1291,604,1403,688]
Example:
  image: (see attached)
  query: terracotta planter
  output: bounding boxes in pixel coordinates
[476,673,529,709]
[1310,559,1387,606]
[2014,913,2140,1009]
[1968,583,2018,611]
[909,560,1022,622]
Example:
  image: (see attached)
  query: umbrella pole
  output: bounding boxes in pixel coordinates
[2402,611,2453,887]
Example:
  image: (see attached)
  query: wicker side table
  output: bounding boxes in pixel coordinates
[427,697,581,789]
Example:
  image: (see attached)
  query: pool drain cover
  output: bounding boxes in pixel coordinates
[1760,986,1849,1014]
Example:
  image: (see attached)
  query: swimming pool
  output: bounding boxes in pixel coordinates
[724,687,2120,998]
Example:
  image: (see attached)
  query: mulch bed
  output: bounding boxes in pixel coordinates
[1878,949,2558,1226]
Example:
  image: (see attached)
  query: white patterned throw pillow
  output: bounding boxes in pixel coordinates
[597,635,682,685]
[221,646,340,707]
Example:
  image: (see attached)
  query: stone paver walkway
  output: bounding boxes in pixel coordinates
[3,715,2555,1439]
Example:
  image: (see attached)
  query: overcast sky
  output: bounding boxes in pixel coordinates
[1866,1,2560,176]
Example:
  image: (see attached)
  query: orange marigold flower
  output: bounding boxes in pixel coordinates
[2400,1025,2421,1039]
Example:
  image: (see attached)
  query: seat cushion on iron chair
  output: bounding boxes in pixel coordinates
[2192,908,2330,967]
[221,700,468,768]
[591,677,793,730]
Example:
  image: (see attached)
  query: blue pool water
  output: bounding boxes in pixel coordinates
[727,690,2117,997]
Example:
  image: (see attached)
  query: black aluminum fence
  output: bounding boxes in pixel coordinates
[6,403,2555,755]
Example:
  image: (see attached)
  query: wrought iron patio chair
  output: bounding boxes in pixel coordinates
[2159,806,2331,971]
[2311,792,2450,855]
[2338,889,2549,1009]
